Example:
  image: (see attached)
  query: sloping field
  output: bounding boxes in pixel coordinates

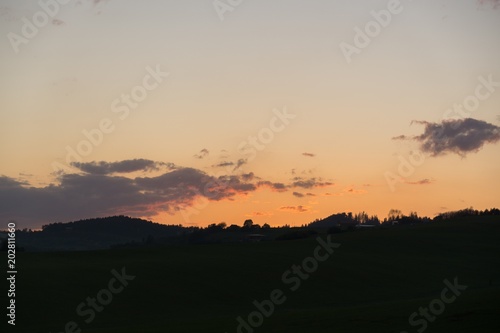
[3,216,500,333]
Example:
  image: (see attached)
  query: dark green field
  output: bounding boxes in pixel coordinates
[3,217,500,333]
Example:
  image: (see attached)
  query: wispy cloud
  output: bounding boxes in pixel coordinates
[71,159,174,175]
[212,161,234,168]
[194,149,209,159]
[257,181,288,192]
[406,178,434,185]
[233,158,247,171]
[279,205,309,213]
[302,152,315,157]
[290,177,333,189]
[241,172,255,182]
[246,211,273,217]
[394,118,500,157]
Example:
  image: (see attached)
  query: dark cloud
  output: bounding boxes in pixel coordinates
[292,192,304,198]
[194,149,209,159]
[136,169,256,202]
[211,158,247,171]
[394,118,500,156]
[0,176,28,189]
[0,161,294,228]
[257,181,288,192]
[212,161,234,168]
[71,159,174,175]
[241,172,255,182]
[233,158,247,171]
[290,177,333,189]
[302,152,316,157]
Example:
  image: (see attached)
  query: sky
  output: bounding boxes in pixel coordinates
[1,0,499,229]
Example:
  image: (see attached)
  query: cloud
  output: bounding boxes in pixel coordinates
[212,161,234,168]
[233,158,247,171]
[0,167,251,227]
[194,149,209,159]
[247,211,273,217]
[19,173,33,177]
[0,176,28,189]
[292,192,305,198]
[257,181,288,192]
[211,158,247,171]
[320,186,366,197]
[343,187,367,195]
[71,159,174,175]
[1,161,301,228]
[302,152,315,157]
[279,205,309,213]
[290,177,333,189]
[241,172,255,182]
[406,178,434,185]
[394,118,500,156]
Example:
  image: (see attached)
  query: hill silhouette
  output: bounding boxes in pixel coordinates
[3,207,499,251]
[11,214,500,333]
[11,216,184,251]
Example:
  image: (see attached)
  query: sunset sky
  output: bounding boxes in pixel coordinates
[1,0,499,229]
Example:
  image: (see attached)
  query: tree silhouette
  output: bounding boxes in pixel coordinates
[387,209,402,221]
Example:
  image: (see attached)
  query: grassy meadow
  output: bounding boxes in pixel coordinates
[3,216,500,333]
